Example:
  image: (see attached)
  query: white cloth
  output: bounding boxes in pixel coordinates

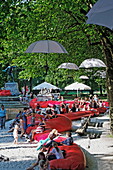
[50,148,64,159]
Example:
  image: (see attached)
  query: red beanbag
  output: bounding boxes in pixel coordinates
[96,107,107,113]
[45,114,72,132]
[0,90,11,96]
[50,144,86,170]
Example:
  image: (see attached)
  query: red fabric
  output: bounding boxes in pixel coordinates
[27,115,32,125]
[34,135,86,169]
[34,130,50,141]
[26,114,72,135]
[0,90,11,96]
[64,110,95,121]
[29,99,75,108]
[29,99,109,111]
[45,114,72,132]
[50,144,86,170]
[96,107,107,113]
[64,107,107,121]
[26,114,44,125]
[31,114,72,135]
[26,125,38,134]
[26,114,44,134]
[102,101,109,107]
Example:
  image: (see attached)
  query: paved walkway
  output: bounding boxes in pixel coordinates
[72,114,113,170]
[0,114,113,170]
[75,115,113,170]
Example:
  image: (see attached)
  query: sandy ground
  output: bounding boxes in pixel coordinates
[0,113,113,170]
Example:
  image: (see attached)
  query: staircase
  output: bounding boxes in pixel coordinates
[0,96,29,119]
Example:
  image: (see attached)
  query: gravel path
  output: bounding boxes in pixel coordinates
[0,114,113,170]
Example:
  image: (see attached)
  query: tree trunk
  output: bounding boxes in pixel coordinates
[24,80,26,97]
[101,37,113,134]
[29,77,32,93]
[100,85,102,95]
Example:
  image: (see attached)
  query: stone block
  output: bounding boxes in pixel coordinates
[5,82,19,96]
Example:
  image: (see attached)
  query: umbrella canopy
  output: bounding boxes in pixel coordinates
[79,75,89,80]
[79,58,106,68]
[58,62,79,70]
[94,70,106,78]
[25,40,68,53]
[86,0,113,30]
[64,82,91,90]
[33,82,60,90]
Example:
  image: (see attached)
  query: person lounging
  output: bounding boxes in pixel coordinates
[36,129,59,151]
[47,142,64,161]
[61,132,73,146]
[26,152,50,170]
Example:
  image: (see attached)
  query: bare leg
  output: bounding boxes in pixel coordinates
[14,137,18,144]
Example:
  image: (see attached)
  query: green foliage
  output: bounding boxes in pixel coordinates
[0,0,106,90]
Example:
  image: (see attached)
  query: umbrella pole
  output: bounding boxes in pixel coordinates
[44,54,49,76]
[77,89,78,97]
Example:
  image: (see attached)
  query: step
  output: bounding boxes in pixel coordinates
[0,101,21,104]
[0,96,20,101]
[0,95,29,119]
[6,108,23,119]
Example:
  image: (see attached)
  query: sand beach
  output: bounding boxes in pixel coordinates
[0,114,113,170]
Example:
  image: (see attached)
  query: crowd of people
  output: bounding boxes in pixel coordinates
[34,94,106,115]
[5,94,106,145]
[0,93,108,170]
[7,106,74,170]
[26,130,73,170]
[1,94,107,142]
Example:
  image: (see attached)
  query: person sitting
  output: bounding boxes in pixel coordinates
[15,111,22,121]
[51,111,58,119]
[52,104,60,114]
[36,129,59,151]
[26,152,50,170]
[46,131,73,153]
[35,103,41,114]
[44,113,52,121]
[61,132,73,146]
[47,142,64,160]
[29,117,46,142]
[30,124,45,142]
[38,159,50,170]
[31,112,36,126]
[70,103,77,112]
[60,104,67,114]
[65,104,70,113]
[89,99,98,109]
[46,105,53,115]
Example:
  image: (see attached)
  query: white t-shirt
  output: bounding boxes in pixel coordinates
[50,147,64,159]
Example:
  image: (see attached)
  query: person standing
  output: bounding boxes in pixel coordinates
[0,104,6,129]
[13,124,19,144]
[20,107,28,137]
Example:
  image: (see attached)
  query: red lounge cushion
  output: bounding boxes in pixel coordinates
[34,130,50,141]
[96,107,107,113]
[64,110,96,121]
[45,114,72,132]
[26,115,72,140]
[50,144,86,170]
[0,90,11,96]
